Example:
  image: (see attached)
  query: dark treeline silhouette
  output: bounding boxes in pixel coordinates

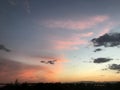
[1,81,120,90]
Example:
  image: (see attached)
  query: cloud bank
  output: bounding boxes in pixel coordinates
[0,58,61,83]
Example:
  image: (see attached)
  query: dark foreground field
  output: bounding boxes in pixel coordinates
[1,82,120,90]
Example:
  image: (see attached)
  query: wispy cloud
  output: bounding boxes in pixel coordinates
[32,55,68,63]
[0,44,11,52]
[8,0,17,6]
[98,23,114,36]
[8,0,31,13]
[98,27,110,36]
[43,15,108,30]
[50,32,93,50]
[53,39,86,50]
[80,32,94,37]
[24,0,31,13]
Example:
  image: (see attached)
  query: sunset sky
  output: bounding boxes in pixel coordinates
[1,0,120,83]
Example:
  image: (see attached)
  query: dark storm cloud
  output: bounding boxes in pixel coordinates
[91,33,120,47]
[93,58,112,63]
[0,44,11,52]
[94,48,102,52]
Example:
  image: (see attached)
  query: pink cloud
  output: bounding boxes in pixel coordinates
[99,27,110,36]
[98,22,114,36]
[50,32,94,50]
[79,32,94,37]
[54,39,86,50]
[43,15,108,30]
[0,58,65,83]
[17,66,56,82]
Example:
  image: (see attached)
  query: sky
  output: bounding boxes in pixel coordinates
[1,0,120,83]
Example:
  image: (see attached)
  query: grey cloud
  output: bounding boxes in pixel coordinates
[32,55,58,65]
[93,58,112,63]
[94,48,102,52]
[109,64,120,71]
[0,44,11,52]
[40,60,57,65]
[102,68,108,71]
[8,0,17,6]
[91,33,120,47]
[101,64,120,73]
[24,0,31,13]
[8,0,31,13]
